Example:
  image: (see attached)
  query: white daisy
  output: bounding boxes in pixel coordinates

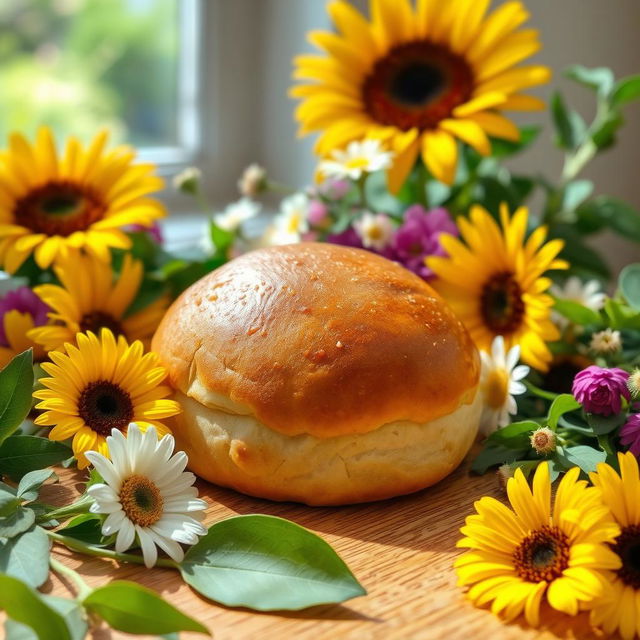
[551,276,606,329]
[238,163,267,197]
[268,192,310,245]
[85,424,207,568]
[319,139,393,181]
[354,212,394,251]
[214,198,261,232]
[479,335,530,436]
[590,328,622,354]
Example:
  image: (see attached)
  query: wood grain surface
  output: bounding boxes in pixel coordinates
[36,450,606,640]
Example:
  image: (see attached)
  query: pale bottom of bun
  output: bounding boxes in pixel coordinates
[169,389,482,506]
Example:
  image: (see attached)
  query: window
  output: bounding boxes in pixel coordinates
[0,0,200,168]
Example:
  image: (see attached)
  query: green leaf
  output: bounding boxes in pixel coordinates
[180,514,366,611]
[5,596,86,640]
[576,196,640,241]
[611,75,640,108]
[83,581,209,635]
[57,514,108,546]
[585,412,626,435]
[0,506,36,538]
[0,350,34,447]
[124,278,165,317]
[562,180,593,213]
[209,221,234,257]
[0,436,71,481]
[565,65,615,97]
[620,263,640,310]
[552,299,601,326]
[548,394,582,430]
[17,469,57,501]
[551,92,587,150]
[489,126,541,158]
[0,526,49,588]
[0,575,71,640]
[471,443,529,474]
[559,445,607,474]
[554,225,611,280]
[486,420,539,449]
[592,110,624,149]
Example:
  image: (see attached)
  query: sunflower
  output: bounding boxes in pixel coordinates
[292,0,549,190]
[29,253,167,353]
[455,462,621,627]
[426,204,568,371]
[589,453,640,639]
[0,128,165,273]
[33,329,180,469]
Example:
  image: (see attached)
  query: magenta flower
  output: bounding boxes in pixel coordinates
[391,206,458,280]
[125,222,164,245]
[0,287,49,347]
[320,179,350,200]
[572,366,631,416]
[327,227,363,249]
[620,414,640,456]
[307,200,330,227]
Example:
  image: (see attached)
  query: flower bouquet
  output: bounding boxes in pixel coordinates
[1,0,640,638]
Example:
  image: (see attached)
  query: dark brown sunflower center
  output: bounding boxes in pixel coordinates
[362,40,474,131]
[77,380,133,436]
[119,474,164,527]
[513,525,570,582]
[613,525,640,588]
[480,271,525,334]
[13,180,106,237]
[80,311,124,337]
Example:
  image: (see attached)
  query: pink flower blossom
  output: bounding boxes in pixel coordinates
[307,200,330,227]
[620,414,640,456]
[0,287,49,348]
[572,366,630,416]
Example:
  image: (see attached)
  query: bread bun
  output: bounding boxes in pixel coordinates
[152,242,481,505]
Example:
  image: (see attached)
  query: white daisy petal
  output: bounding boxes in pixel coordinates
[148,529,185,563]
[511,365,530,381]
[137,526,158,569]
[115,520,136,553]
[84,452,121,488]
[102,510,126,535]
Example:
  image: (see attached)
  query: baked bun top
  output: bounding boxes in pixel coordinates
[152,242,480,438]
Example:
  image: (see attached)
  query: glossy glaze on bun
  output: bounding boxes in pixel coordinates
[152,243,481,505]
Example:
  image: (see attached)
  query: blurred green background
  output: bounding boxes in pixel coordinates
[0,0,179,145]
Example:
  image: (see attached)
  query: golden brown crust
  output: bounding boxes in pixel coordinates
[152,243,480,438]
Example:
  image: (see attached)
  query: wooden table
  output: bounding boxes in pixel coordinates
[40,451,602,640]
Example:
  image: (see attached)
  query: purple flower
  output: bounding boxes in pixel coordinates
[0,287,49,347]
[320,179,351,201]
[391,206,458,280]
[307,200,330,227]
[126,222,164,245]
[572,366,631,416]
[327,227,363,249]
[620,414,640,456]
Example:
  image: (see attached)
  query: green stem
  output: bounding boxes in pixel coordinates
[524,380,560,401]
[265,179,295,196]
[49,556,93,601]
[356,174,369,210]
[415,163,430,209]
[41,495,93,523]
[47,531,178,569]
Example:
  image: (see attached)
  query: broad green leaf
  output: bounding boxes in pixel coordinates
[591,110,624,150]
[471,443,529,474]
[620,264,640,310]
[548,394,582,430]
[83,581,209,636]
[0,506,36,538]
[577,196,640,241]
[0,350,34,447]
[554,225,611,280]
[560,445,607,474]
[180,514,367,610]
[0,436,71,480]
[511,460,546,479]
[0,525,49,588]
[487,420,539,449]
[0,487,19,516]
[0,575,70,640]
[17,469,57,501]
[209,221,234,256]
[5,596,86,640]
[552,299,601,326]
[562,180,593,213]
[585,412,626,435]
[565,65,615,97]
[611,75,640,108]
[551,92,587,150]
[124,278,165,317]
[57,514,109,546]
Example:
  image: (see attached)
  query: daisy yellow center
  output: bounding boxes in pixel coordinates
[362,41,474,131]
[484,369,509,409]
[480,271,525,335]
[513,525,570,582]
[119,474,164,527]
[80,311,124,337]
[613,524,640,588]
[345,156,370,170]
[366,224,384,241]
[286,213,302,233]
[14,180,106,237]
[77,380,134,436]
